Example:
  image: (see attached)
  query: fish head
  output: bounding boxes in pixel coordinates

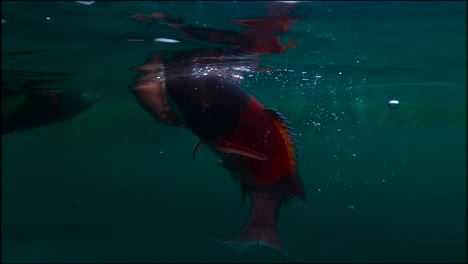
[163,74,250,138]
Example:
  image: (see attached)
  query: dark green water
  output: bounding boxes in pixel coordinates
[1,1,466,263]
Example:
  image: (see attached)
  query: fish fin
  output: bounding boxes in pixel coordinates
[228,173,248,207]
[212,224,288,258]
[192,140,203,161]
[240,182,248,208]
[265,107,299,172]
[216,140,267,161]
[282,172,307,206]
[265,108,306,205]
[265,108,291,127]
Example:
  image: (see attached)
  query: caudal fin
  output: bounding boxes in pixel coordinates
[213,223,288,257]
[212,173,303,258]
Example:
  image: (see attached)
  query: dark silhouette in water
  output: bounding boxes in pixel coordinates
[2,68,100,135]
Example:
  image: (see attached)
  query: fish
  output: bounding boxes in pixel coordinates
[132,52,306,257]
[230,16,301,32]
[1,69,100,135]
[130,0,304,56]
[2,88,100,135]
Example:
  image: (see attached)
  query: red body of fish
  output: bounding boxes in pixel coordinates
[208,96,305,257]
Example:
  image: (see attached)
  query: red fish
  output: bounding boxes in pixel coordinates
[132,53,306,256]
[230,16,301,32]
[156,22,295,55]
[131,2,300,56]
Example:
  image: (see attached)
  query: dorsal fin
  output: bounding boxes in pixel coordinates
[265,108,297,174]
[265,108,306,205]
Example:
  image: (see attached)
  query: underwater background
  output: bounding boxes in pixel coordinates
[1,1,466,263]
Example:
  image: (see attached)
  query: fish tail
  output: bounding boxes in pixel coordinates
[213,224,287,257]
[213,187,288,257]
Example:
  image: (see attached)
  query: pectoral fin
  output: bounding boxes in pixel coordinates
[192,140,203,161]
[216,140,267,161]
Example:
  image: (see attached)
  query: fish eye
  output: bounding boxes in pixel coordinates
[200,96,213,108]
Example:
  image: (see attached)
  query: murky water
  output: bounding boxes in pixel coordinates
[2,1,466,263]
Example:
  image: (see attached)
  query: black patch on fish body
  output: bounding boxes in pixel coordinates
[164,73,250,139]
